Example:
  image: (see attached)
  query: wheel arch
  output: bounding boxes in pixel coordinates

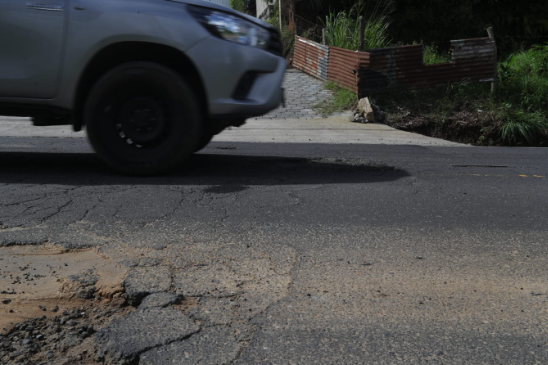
[73,42,208,131]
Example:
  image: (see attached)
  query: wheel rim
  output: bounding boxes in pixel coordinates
[116,97,169,148]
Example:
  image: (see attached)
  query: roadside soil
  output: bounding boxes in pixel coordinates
[385,108,502,146]
[384,107,548,147]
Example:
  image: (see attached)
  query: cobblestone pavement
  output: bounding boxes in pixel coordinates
[255,69,345,120]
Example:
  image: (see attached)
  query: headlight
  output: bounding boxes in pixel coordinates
[188,6,270,49]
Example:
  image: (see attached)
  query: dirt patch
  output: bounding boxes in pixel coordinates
[0,245,131,364]
[385,109,501,145]
[0,245,128,334]
[0,297,131,365]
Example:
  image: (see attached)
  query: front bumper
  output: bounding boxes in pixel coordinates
[186,35,286,119]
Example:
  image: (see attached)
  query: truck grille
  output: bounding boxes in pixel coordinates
[267,28,283,57]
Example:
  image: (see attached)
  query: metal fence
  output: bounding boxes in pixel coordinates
[203,0,231,7]
[294,35,497,98]
[293,36,330,81]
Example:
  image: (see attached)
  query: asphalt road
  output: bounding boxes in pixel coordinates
[1,133,547,364]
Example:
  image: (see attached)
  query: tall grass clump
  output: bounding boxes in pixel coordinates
[321,2,391,51]
[499,107,548,145]
[497,44,548,145]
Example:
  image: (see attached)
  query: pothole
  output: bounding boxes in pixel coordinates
[0,297,131,365]
[0,245,128,334]
[309,157,395,171]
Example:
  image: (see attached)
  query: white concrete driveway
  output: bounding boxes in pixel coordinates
[0,116,464,147]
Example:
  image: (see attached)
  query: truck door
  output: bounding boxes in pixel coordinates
[0,0,68,98]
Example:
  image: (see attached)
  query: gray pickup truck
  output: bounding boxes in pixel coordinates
[0,0,285,175]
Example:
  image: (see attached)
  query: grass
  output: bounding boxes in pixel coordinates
[321,3,391,51]
[316,82,357,117]
[499,107,548,145]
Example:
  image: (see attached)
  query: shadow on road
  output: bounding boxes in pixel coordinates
[0,151,410,186]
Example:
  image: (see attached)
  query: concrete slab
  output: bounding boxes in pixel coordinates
[214,117,466,146]
[0,116,466,146]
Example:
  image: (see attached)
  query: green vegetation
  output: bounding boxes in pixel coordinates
[499,108,547,145]
[380,45,548,146]
[317,82,357,116]
[495,44,548,145]
[499,44,548,112]
[321,3,391,50]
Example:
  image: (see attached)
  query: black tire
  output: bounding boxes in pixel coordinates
[85,62,202,175]
[193,131,215,153]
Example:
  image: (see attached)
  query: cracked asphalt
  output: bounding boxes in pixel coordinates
[0,130,547,364]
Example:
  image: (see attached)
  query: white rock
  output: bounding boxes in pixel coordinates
[358,97,374,115]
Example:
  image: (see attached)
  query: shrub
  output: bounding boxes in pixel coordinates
[499,44,548,112]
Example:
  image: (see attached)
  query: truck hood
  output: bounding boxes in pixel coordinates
[165,0,275,30]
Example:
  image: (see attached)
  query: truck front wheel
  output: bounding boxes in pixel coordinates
[85,62,202,175]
